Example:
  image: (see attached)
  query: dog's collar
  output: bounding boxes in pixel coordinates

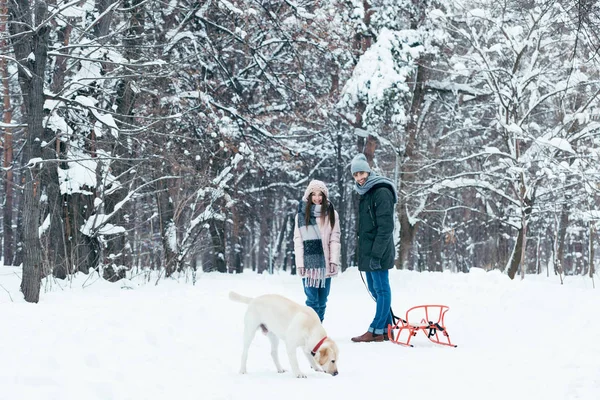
[310,336,327,356]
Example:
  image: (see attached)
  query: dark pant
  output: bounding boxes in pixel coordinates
[303,277,331,322]
[366,270,392,335]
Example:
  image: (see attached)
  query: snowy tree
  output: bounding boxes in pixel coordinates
[337,0,454,270]
[426,0,600,277]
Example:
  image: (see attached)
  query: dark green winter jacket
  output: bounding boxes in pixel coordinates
[356,183,396,271]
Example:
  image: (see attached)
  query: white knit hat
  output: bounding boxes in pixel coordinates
[302,179,329,201]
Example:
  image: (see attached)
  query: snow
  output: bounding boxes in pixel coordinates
[164,31,197,52]
[26,157,43,168]
[44,113,72,135]
[38,214,51,237]
[89,109,119,139]
[80,213,127,236]
[536,137,576,154]
[354,127,370,138]
[0,266,598,399]
[71,58,102,85]
[217,0,243,15]
[57,0,94,18]
[339,27,415,122]
[57,150,97,195]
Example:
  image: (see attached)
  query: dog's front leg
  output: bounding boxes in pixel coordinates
[286,343,306,378]
[304,350,322,372]
[267,333,285,373]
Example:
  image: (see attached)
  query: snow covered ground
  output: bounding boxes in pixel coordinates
[0,266,598,400]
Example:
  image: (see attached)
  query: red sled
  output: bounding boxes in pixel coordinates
[387,305,457,347]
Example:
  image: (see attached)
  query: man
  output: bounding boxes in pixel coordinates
[350,153,398,343]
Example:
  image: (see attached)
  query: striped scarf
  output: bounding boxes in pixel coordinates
[297,201,327,288]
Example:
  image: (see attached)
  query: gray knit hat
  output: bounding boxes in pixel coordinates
[350,153,372,174]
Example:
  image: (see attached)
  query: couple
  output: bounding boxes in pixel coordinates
[293,153,398,343]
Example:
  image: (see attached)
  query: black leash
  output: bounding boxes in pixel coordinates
[359,270,403,326]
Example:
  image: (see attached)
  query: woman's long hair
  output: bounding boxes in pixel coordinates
[305,193,336,228]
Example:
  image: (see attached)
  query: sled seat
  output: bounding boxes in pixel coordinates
[387,305,457,347]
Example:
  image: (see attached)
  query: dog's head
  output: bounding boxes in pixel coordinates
[315,338,339,376]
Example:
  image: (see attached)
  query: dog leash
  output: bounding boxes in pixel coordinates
[359,270,402,326]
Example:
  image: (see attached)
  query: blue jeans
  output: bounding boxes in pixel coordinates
[366,270,392,335]
[303,277,331,322]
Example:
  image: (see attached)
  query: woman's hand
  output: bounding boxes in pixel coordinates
[298,267,305,276]
[329,263,337,274]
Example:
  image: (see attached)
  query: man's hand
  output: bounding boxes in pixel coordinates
[369,258,382,270]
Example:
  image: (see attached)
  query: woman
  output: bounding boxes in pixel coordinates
[293,180,341,323]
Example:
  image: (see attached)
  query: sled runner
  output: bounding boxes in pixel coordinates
[387,305,457,347]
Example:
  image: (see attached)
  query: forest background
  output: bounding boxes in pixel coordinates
[1,0,600,302]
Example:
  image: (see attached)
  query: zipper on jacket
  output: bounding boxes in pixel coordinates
[368,204,376,227]
[357,204,360,237]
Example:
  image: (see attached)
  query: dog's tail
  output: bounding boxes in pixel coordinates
[229,291,253,304]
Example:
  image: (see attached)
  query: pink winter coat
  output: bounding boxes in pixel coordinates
[293,210,341,277]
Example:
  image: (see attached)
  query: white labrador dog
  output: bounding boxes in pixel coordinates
[229,291,339,378]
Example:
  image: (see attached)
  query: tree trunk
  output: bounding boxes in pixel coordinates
[506,196,534,279]
[274,213,289,270]
[230,204,245,273]
[45,179,69,279]
[429,224,443,272]
[257,210,270,273]
[103,0,144,270]
[156,181,177,277]
[284,215,296,274]
[520,214,527,280]
[71,192,99,274]
[589,223,595,282]
[335,132,349,271]
[13,176,24,267]
[506,225,524,280]
[555,202,569,277]
[209,218,226,273]
[396,58,428,270]
[1,0,13,265]
[248,220,257,272]
[398,211,417,270]
[11,0,50,302]
[62,0,114,276]
[21,172,43,302]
